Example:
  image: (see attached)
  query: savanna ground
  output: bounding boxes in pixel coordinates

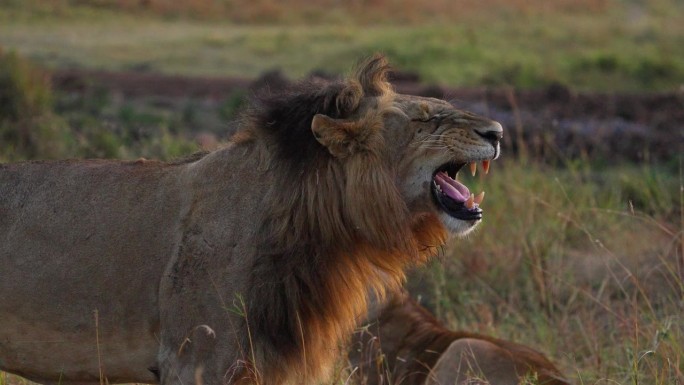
[0,0,683,384]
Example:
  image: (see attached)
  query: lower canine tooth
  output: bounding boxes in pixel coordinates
[474,191,485,204]
[465,193,475,209]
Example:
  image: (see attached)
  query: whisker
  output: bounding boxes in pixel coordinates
[410,140,445,147]
[414,136,443,143]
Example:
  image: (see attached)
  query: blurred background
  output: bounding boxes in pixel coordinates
[0,1,682,384]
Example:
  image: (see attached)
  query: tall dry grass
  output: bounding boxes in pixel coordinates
[390,156,683,385]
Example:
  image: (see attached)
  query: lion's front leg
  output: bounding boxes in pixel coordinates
[157,231,259,384]
[157,329,254,385]
[156,284,254,384]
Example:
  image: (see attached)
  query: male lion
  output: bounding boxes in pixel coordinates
[0,55,502,385]
[350,292,570,385]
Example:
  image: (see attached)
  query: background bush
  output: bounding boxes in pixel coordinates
[0,48,74,161]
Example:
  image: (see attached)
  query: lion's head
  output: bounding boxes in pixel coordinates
[247,55,501,246]
[313,59,501,240]
[389,92,502,235]
[238,55,503,383]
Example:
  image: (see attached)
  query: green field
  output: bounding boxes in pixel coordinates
[1,1,683,384]
[1,0,683,91]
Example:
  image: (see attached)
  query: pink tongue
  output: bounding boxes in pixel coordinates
[434,172,470,203]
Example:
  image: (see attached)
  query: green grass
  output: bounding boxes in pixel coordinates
[408,158,683,384]
[0,48,76,161]
[0,48,200,163]
[0,1,683,91]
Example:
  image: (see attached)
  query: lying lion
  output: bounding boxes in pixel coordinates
[350,292,570,385]
[0,55,502,385]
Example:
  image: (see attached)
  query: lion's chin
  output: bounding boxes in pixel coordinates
[438,212,481,237]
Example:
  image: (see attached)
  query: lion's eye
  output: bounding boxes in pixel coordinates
[412,115,444,124]
[427,115,445,125]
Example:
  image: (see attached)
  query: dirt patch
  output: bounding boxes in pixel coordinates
[52,69,683,163]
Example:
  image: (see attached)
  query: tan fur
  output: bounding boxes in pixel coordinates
[0,55,501,385]
[350,292,570,385]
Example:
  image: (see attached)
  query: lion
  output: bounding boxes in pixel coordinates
[350,292,570,385]
[0,55,503,385]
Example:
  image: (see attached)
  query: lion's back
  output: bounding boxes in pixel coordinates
[0,159,184,383]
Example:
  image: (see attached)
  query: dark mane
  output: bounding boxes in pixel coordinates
[237,55,448,384]
[244,54,392,168]
[247,78,360,167]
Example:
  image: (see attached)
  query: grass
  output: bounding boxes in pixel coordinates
[417,158,683,384]
[0,1,682,384]
[0,1,683,91]
[0,48,200,163]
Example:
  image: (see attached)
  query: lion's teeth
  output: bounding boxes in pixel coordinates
[469,162,477,177]
[465,193,475,209]
[474,191,485,205]
[482,160,490,174]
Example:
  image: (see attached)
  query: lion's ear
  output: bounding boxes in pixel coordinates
[311,114,367,158]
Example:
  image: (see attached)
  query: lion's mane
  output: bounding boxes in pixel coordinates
[238,56,448,383]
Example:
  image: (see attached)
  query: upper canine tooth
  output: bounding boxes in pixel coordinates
[469,162,477,177]
[482,160,490,174]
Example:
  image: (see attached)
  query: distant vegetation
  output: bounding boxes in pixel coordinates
[0,0,682,91]
[0,0,614,24]
[0,49,197,163]
[0,48,72,160]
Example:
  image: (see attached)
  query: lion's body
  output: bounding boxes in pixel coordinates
[350,292,569,385]
[0,56,503,385]
[0,152,260,383]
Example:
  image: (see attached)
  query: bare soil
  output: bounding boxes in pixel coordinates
[52,69,684,163]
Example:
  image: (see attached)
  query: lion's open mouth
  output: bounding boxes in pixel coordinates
[431,161,490,221]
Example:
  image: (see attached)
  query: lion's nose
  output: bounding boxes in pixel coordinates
[475,122,503,147]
